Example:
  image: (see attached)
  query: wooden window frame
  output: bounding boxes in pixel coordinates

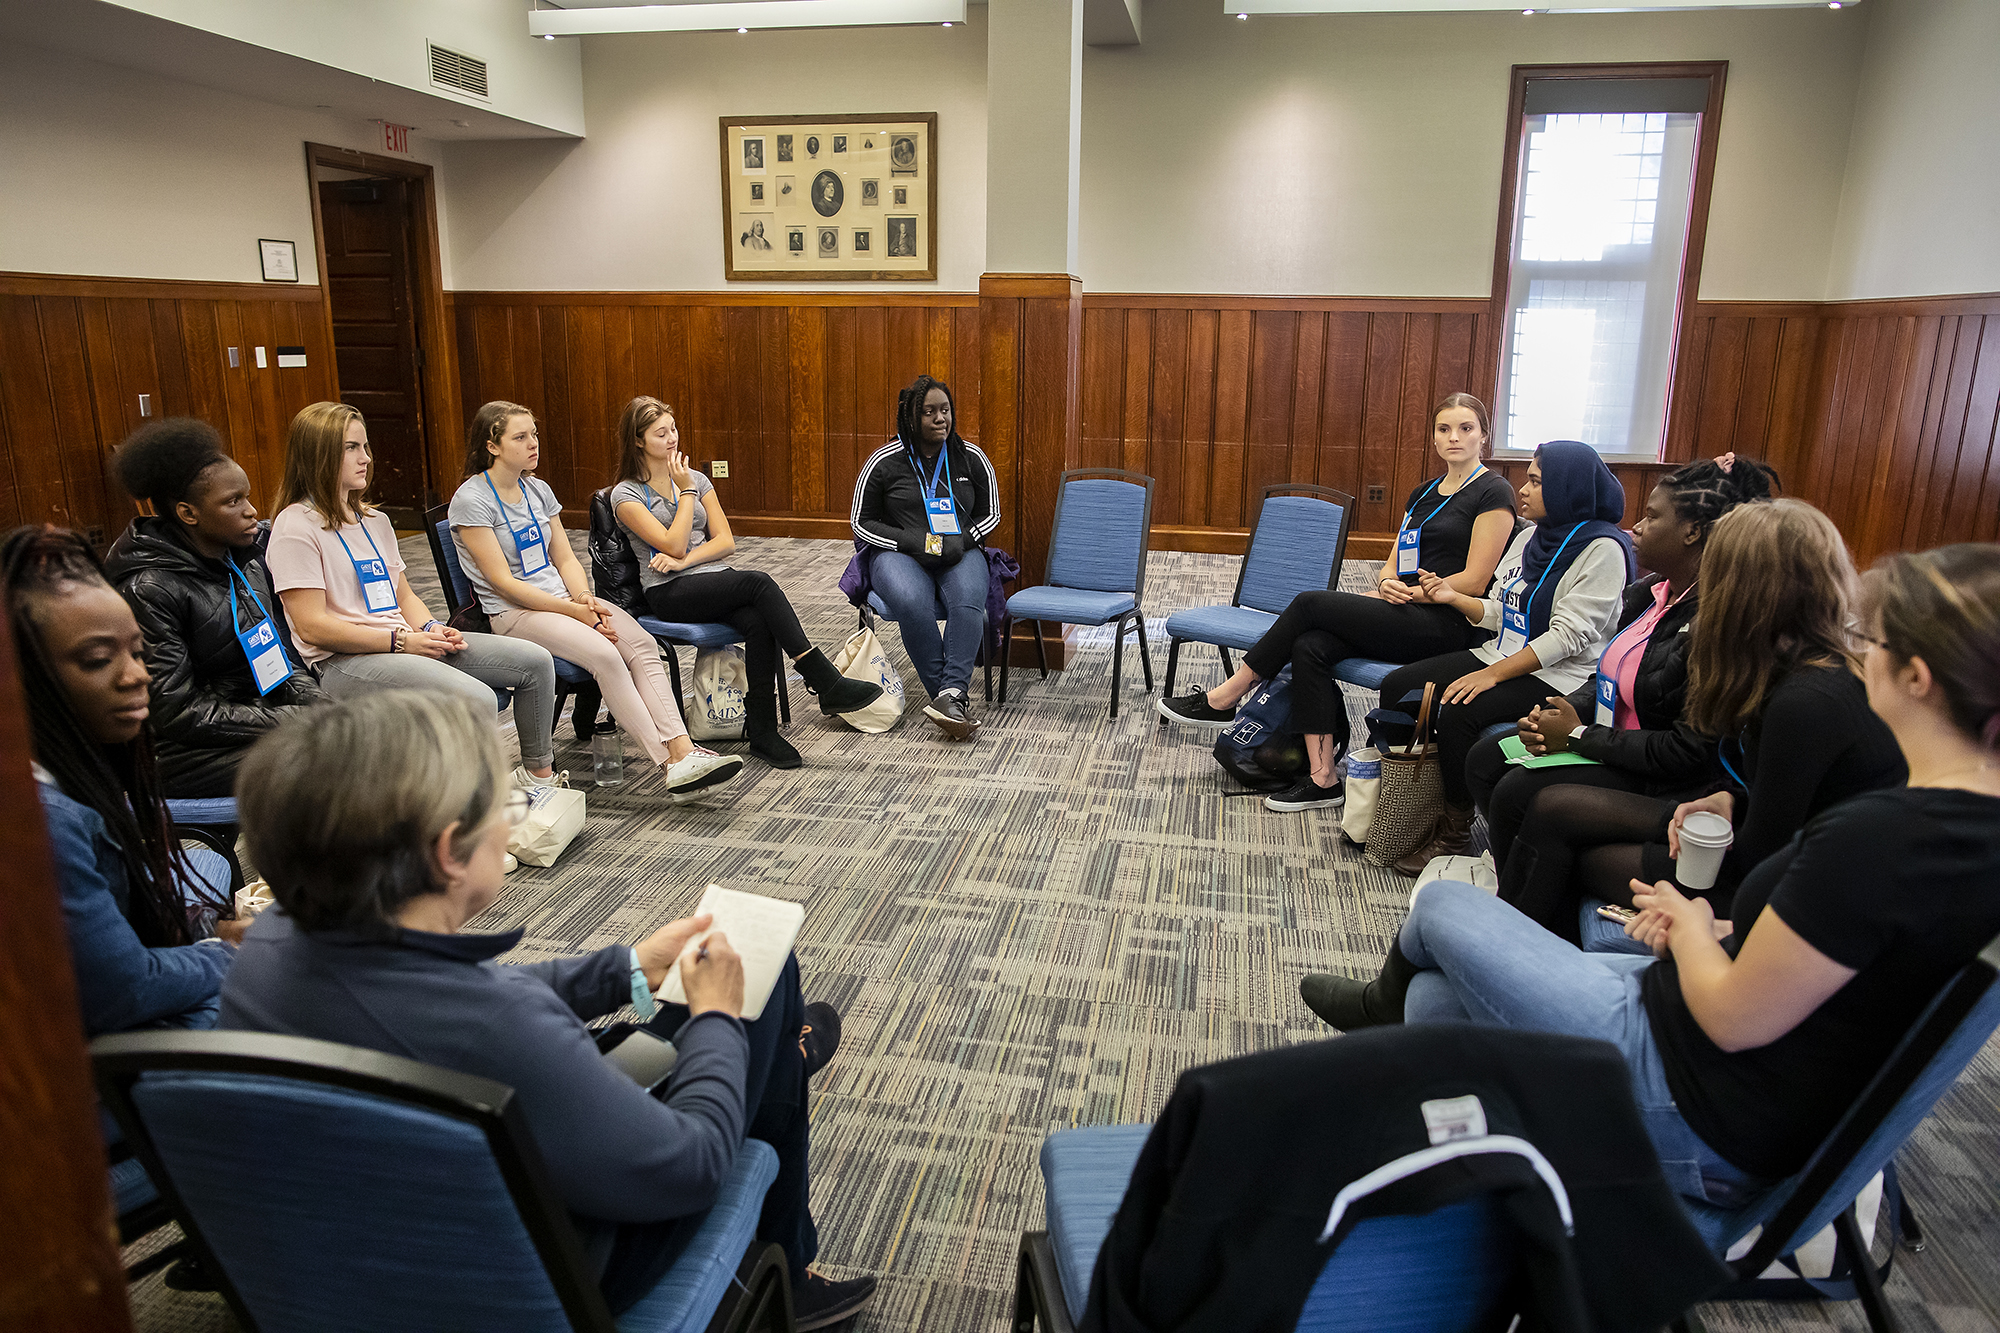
[1485,62,1729,463]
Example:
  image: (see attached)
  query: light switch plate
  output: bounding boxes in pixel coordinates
[228,346,240,368]
[255,346,267,369]
[711,460,729,478]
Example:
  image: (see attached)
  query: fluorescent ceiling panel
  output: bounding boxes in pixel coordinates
[531,0,966,35]
[1235,0,1853,11]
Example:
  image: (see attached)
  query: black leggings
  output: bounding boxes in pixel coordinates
[1497,785,1680,944]
[644,570,811,725]
[1464,728,1648,869]
[1239,592,1486,741]
[1375,651,1554,808]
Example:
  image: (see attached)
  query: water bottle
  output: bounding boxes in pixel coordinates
[591,728,625,788]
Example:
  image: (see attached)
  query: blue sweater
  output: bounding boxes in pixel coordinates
[218,910,752,1271]
[39,779,232,1036]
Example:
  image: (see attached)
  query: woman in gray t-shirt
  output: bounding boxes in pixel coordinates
[451,400,742,799]
[607,396,884,770]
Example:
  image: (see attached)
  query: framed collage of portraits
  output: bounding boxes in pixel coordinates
[720,112,937,281]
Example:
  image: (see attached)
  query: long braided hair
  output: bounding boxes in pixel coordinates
[1657,454,1781,541]
[5,526,219,946]
[895,375,963,455]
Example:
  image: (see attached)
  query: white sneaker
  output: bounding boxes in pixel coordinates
[512,766,569,790]
[664,747,744,796]
[502,852,520,874]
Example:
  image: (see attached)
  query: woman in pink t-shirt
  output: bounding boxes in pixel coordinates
[265,402,562,788]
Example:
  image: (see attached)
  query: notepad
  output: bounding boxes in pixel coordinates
[1499,734,1603,770]
[655,885,805,1021]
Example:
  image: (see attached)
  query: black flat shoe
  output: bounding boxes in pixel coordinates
[800,1002,842,1078]
[794,1270,878,1330]
[1265,778,1345,812]
[1156,689,1236,730]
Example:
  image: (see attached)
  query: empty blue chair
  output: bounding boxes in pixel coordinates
[1000,469,1157,719]
[424,504,596,722]
[1161,484,1354,701]
[93,1029,792,1333]
[1666,932,2000,1333]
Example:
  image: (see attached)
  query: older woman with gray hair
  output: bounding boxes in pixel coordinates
[217,691,874,1329]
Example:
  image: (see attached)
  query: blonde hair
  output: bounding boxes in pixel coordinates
[1685,499,1859,736]
[276,401,369,530]
[237,691,505,932]
[1859,544,2000,751]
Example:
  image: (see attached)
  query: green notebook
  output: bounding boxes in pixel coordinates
[1499,734,1603,769]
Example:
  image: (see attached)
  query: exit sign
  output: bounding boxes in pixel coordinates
[382,122,410,154]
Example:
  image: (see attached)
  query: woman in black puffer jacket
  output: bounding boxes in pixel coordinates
[1461,456,1780,873]
[105,419,323,797]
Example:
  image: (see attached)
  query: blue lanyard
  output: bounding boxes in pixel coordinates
[1717,734,1748,788]
[332,520,390,571]
[1400,465,1485,536]
[908,442,954,504]
[484,473,541,552]
[226,561,291,672]
[1518,521,1584,618]
[637,482,680,556]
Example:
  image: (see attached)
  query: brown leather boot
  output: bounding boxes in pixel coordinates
[1391,802,1475,877]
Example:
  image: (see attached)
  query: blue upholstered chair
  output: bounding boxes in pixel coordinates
[93,1030,794,1333]
[424,505,597,728]
[1000,469,1157,719]
[1664,932,2000,1333]
[858,589,994,703]
[1161,484,1354,702]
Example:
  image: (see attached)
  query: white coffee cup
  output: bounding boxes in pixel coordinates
[1675,811,1734,891]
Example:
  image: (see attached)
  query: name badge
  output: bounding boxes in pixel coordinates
[1394,526,1420,577]
[513,519,550,575]
[357,558,398,612]
[1496,580,1529,657]
[925,496,961,536]
[238,618,291,696]
[1595,672,1617,727]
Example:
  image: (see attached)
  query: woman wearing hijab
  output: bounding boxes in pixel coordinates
[1364,441,1636,871]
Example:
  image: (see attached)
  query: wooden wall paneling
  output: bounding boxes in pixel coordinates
[1433,313,1478,415]
[756,305,790,515]
[1859,317,1940,562]
[1838,315,1915,540]
[212,302,266,502]
[538,306,579,504]
[57,298,122,540]
[1180,309,1218,532]
[1359,315,1407,535]
[788,307,826,514]
[0,297,65,529]
[854,307,887,504]
[148,299,194,423]
[1318,313,1369,506]
[951,305,981,445]
[1079,305,1124,473]
[1908,315,1976,554]
[1146,308,1188,529]
[1763,315,1825,486]
[1728,317,1783,457]
[1691,315,1748,457]
[1287,312,1326,487]
[1972,320,2000,545]
[1392,315,1440,511]
[1242,310,1295,512]
[822,307,857,517]
[566,306,609,523]
[1945,318,2000,547]
[1120,310,1152,479]
[1665,314,1711,462]
[1209,309,1253,530]
[976,289,1022,564]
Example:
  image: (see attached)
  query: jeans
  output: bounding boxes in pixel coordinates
[596,955,816,1312]
[870,548,988,697]
[1400,880,1768,1207]
[318,632,558,770]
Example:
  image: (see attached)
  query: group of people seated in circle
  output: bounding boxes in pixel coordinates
[1157,389,2000,1211]
[19,374,1999,1324]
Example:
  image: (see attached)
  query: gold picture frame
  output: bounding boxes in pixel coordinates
[720,112,937,281]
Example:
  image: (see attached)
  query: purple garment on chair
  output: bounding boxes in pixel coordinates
[840,540,1019,656]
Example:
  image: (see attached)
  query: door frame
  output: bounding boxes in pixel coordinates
[304,142,462,515]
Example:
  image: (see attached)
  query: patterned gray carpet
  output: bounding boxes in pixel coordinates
[125,536,1999,1333]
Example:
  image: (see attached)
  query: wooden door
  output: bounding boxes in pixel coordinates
[319,177,430,517]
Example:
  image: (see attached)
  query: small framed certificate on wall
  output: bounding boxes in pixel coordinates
[719,113,937,281]
[259,239,300,283]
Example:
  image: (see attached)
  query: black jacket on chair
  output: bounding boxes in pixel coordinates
[1561,575,1710,794]
[106,517,322,798]
[1081,1026,1730,1333]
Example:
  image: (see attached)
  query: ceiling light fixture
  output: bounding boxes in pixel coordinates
[738,25,749,31]
[531,1,965,37]
[542,32,554,39]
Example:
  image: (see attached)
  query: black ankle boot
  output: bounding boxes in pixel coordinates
[744,682,801,769]
[1299,940,1420,1030]
[795,647,885,716]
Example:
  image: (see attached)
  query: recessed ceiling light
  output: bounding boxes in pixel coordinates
[1522,6,1534,12]
[942,20,951,25]
[542,33,554,40]
[1827,1,1841,7]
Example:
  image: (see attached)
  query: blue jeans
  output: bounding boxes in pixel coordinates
[870,548,988,697]
[1400,880,1768,1207]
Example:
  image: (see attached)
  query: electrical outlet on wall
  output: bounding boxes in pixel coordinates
[1366,484,1387,504]
[711,461,730,478]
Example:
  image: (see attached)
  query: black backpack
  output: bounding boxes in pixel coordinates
[587,488,647,616]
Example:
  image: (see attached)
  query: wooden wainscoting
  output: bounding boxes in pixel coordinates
[0,273,336,541]
[450,291,980,530]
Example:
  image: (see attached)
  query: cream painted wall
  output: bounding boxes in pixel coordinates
[1824,0,2000,301]
[0,44,452,286]
[1080,0,1868,299]
[441,15,987,291]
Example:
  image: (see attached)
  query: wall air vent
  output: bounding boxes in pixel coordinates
[428,43,489,100]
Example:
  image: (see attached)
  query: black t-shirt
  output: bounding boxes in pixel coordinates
[1643,786,2000,1180]
[1398,470,1516,584]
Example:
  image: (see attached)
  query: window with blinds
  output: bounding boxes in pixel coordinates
[1492,75,1716,458]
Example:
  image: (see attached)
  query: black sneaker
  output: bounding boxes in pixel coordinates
[800,1002,842,1079]
[794,1270,878,1330]
[1264,778,1345,812]
[1156,689,1237,730]
[922,691,979,741]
